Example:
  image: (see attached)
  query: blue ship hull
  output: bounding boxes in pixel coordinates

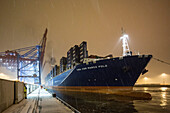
[46,55,152,90]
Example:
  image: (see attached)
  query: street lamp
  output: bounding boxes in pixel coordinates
[144,77,148,84]
[161,73,167,85]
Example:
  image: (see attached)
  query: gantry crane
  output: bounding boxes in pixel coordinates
[0,29,47,85]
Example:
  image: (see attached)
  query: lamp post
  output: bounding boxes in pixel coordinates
[161,73,167,85]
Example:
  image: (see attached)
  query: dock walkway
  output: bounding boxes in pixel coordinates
[2,88,73,113]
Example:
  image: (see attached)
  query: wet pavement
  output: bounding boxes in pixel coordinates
[3,88,73,113]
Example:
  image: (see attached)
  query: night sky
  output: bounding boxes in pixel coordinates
[0,0,169,84]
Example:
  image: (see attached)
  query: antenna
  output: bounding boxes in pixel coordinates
[120,28,131,56]
[121,27,125,35]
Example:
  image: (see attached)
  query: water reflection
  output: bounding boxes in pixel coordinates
[46,87,170,113]
[160,87,167,107]
[160,87,167,91]
[143,87,148,92]
[48,89,138,113]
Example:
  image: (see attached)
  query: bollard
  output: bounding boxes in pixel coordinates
[52,93,56,97]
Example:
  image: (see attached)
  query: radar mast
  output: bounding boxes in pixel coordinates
[120,28,131,56]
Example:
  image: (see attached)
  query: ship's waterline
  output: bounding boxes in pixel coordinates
[46,86,133,93]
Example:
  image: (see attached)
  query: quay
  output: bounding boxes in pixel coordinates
[0,79,75,113]
[2,88,73,113]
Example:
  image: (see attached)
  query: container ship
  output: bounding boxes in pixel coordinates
[45,32,152,93]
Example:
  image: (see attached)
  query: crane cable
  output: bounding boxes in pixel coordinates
[153,57,170,66]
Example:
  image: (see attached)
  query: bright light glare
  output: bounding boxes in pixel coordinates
[161,73,167,77]
[144,77,148,80]
[0,73,9,79]
[124,34,129,38]
[27,88,52,98]
[120,34,130,56]
[161,87,168,91]
[144,87,148,91]
[160,92,167,107]
[162,93,166,98]
[120,34,129,40]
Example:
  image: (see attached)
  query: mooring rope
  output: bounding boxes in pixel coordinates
[153,57,170,66]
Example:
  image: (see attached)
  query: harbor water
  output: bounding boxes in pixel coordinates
[48,87,170,113]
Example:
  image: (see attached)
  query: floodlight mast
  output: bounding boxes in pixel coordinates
[120,28,131,56]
